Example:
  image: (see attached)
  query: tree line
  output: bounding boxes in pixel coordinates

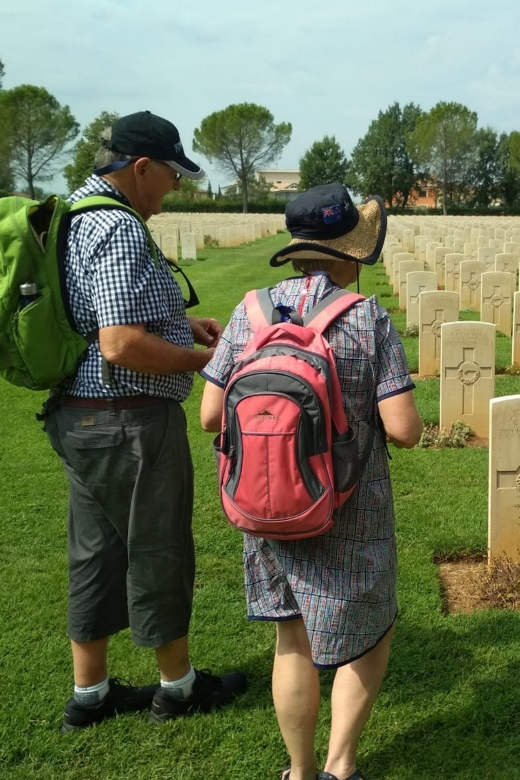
[1,57,520,215]
[300,102,520,216]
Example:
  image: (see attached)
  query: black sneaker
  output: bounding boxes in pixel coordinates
[149,668,247,723]
[61,677,159,733]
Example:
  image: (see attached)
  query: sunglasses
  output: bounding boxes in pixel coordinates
[154,160,183,181]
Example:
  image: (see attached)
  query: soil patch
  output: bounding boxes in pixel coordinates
[437,555,520,614]
[437,556,489,614]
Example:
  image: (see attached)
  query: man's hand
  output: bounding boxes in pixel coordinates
[187,316,223,348]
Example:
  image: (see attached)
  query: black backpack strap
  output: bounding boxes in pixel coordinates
[163,259,200,309]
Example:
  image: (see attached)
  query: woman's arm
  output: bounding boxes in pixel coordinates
[377,390,423,448]
[200,381,225,432]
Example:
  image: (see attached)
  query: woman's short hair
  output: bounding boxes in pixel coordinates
[291,257,351,275]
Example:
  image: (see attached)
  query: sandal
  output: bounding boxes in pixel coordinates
[282,767,319,780]
[318,771,368,780]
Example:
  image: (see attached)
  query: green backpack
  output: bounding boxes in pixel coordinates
[0,194,159,391]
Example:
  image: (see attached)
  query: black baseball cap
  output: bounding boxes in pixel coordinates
[104,110,205,180]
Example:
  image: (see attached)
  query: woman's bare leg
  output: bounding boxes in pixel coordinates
[322,624,395,780]
[272,618,319,780]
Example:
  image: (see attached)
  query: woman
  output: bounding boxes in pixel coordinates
[200,183,423,780]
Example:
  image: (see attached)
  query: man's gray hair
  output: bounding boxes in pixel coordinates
[93,127,133,169]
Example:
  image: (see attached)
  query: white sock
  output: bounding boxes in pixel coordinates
[74,676,110,705]
[160,666,196,700]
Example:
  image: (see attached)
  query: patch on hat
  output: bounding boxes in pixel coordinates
[321,203,342,224]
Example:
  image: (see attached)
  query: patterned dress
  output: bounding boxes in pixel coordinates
[202,273,414,668]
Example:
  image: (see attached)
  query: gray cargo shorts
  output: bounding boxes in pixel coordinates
[45,399,195,647]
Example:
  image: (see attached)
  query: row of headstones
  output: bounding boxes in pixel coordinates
[409,306,520,566]
[148,213,285,260]
[397,265,517,337]
[383,239,519,334]
[386,245,519,296]
[387,216,520,248]
[384,221,520,564]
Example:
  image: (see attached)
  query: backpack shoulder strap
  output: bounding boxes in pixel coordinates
[244,287,305,332]
[244,288,273,333]
[68,195,159,266]
[303,289,365,334]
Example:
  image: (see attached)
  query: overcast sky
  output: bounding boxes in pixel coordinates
[2,0,520,194]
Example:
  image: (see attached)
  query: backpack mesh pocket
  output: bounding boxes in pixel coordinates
[331,428,359,492]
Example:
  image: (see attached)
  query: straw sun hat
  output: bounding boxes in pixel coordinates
[269,182,387,267]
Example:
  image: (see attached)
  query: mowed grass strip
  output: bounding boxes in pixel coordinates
[1,233,519,780]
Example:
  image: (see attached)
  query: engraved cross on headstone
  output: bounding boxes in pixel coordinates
[496,465,520,489]
[468,272,480,305]
[421,308,446,360]
[444,347,493,414]
[482,285,511,324]
[410,285,427,306]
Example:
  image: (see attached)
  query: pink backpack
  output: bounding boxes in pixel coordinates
[214,287,374,540]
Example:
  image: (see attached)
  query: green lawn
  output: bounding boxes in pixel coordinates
[1,233,520,780]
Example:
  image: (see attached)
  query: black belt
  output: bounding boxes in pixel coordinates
[59,395,168,410]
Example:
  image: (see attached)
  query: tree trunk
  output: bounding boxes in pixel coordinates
[442,157,448,215]
[242,177,248,214]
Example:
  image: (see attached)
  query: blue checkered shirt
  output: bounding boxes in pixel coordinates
[58,175,194,399]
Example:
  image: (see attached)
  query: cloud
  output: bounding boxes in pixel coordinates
[470,63,520,130]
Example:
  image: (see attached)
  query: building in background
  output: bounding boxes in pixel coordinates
[222,169,300,202]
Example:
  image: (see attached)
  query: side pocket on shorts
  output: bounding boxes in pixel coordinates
[66,426,124,449]
[63,424,132,493]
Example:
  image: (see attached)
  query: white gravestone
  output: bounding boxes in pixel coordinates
[418,290,460,376]
[445,253,464,293]
[392,252,415,290]
[414,235,425,261]
[398,260,424,308]
[504,242,520,257]
[495,253,518,295]
[440,321,495,438]
[495,252,518,274]
[464,242,479,260]
[445,236,456,250]
[513,292,520,367]
[150,231,162,250]
[478,247,496,272]
[217,227,230,247]
[453,238,465,253]
[406,272,437,327]
[161,234,178,260]
[426,242,441,272]
[434,246,449,286]
[180,232,197,260]
[403,229,415,253]
[481,271,513,336]
[191,225,205,250]
[383,243,401,275]
[488,395,520,563]
[459,260,486,311]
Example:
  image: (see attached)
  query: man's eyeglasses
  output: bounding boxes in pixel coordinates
[154,160,183,181]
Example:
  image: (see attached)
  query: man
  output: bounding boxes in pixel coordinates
[44,110,246,732]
